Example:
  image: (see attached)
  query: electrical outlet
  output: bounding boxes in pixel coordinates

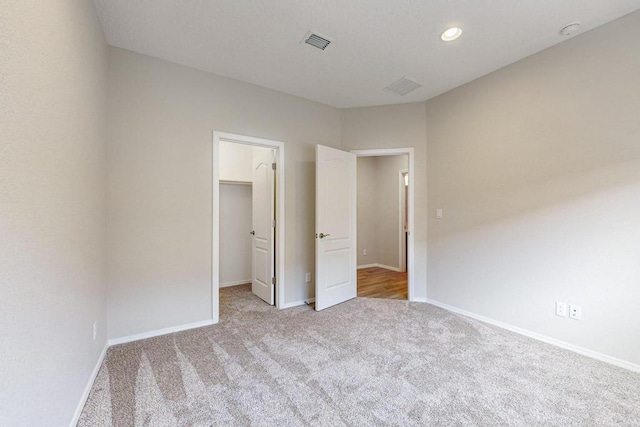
[363,249,367,256]
[436,209,443,219]
[305,272,311,283]
[556,301,567,317]
[569,305,582,320]
[93,321,98,341]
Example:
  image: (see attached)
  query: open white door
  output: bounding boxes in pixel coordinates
[315,145,357,311]
[251,147,275,305]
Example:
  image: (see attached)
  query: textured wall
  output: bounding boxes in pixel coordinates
[107,48,341,339]
[0,1,108,425]
[342,103,428,299]
[426,11,640,365]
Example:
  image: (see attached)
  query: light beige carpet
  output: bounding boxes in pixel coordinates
[79,285,640,426]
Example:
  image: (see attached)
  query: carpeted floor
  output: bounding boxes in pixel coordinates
[79,284,640,426]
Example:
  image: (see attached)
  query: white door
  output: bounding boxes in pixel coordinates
[251,147,275,305]
[315,145,357,311]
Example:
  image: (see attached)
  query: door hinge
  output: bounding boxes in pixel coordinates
[272,219,276,228]
[271,277,277,285]
[272,162,277,170]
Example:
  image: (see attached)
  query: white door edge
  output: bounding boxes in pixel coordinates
[212,131,285,323]
[399,168,409,273]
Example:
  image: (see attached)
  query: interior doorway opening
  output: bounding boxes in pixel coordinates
[212,132,285,323]
[352,148,414,300]
[355,154,409,300]
[314,146,415,311]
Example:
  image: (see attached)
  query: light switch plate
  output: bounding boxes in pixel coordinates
[436,209,443,219]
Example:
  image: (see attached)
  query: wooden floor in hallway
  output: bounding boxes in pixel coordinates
[357,267,407,300]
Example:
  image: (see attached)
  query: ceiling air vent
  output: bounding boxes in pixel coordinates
[384,77,422,96]
[302,31,332,50]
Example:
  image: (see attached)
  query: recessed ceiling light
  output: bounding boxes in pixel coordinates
[441,27,462,42]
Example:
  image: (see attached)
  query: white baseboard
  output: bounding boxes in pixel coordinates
[357,263,378,269]
[69,343,108,427]
[73,318,215,424]
[377,263,401,272]
[220,280,251,288]
[357,263,401,272]
[281,299,308,309]
[425,298,640,373]
[411,297,428,303]
[108,319,215,346]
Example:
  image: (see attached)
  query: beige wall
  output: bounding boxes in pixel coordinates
[219,184,252,286]
[426,11,640,365]
[107,48,342,339]
[357,156,408,269]
[375,155,408,269]
[357,157,379,266]
[0,1,108,425]
[342,103,428,299]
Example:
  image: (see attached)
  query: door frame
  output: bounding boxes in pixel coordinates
[399,169,408,273]
[212,131,285,323]
[351,148,416,301]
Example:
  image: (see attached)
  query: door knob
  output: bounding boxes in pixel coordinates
[249,230,255,235]
[319,233,330,239]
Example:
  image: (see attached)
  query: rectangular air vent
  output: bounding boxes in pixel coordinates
[302,31,332,50]
[384,77,422,96]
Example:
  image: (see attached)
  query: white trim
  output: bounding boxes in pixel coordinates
[108,319,214,346]
[213,132,286,321]
[412,297,428,303]
[377,263,401,272]
[398,169,408,273]
[219,180,252,186]
[69,344,108,427]
[425,298,640,373]
[281,300,308,309]
[358,262,402,272]
[351,148,416,302]
[351,148,413,157]
[357,263,378,269]
[220,280,251,288]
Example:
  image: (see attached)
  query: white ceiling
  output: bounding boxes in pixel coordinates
[93,0,640,108]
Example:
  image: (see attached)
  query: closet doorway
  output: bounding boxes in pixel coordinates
[212,132,285,323]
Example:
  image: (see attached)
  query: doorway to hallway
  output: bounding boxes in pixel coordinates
[355,153,409,300]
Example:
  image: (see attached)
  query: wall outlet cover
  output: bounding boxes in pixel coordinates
[556,301,567,317]
[569,304,582,320]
